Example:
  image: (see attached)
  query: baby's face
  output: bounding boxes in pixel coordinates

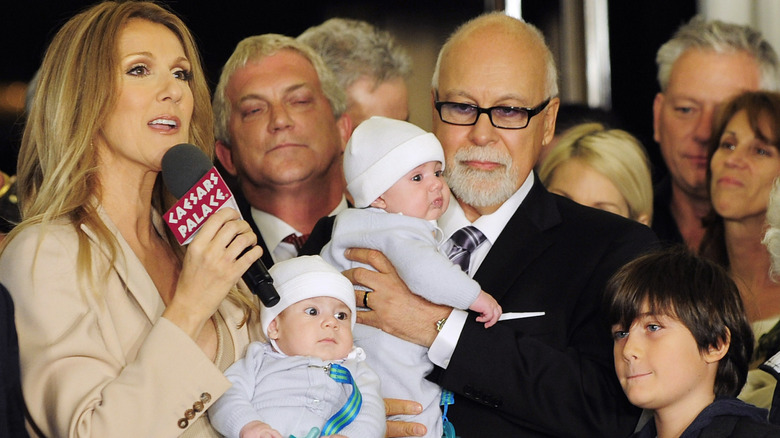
[374,161,450,220]
[268,296,353,360]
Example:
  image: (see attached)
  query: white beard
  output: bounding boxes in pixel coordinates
[444,146,519,208]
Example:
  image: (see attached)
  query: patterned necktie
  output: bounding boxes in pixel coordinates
[322,363,362,435]
[446,225,486,274]
[281,233,310,254]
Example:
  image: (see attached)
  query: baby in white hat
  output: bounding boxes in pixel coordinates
[322,116,500,325]
[320,116,501,437]
[209,256,385,438]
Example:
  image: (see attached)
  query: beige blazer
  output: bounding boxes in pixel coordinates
[0,209,262,437]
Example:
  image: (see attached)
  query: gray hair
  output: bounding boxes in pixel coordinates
[298,18,411,91]
[213,33,347,145]
[431,12,558,99]
[657,16,779,92]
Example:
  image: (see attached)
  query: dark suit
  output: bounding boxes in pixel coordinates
[651,176,685,245]
[0,283,29,438]
[426,179,658,437]
[234,190,276,268]
[300,215,337,257]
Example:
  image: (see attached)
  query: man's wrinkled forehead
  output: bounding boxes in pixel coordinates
[439,28,548,97]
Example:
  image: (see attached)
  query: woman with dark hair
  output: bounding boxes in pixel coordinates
[699,90,780,409]
[0,2,263,436]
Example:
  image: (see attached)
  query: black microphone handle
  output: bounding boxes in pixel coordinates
[239,247,280,307]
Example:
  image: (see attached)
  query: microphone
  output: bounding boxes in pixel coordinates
[161,143,280,307]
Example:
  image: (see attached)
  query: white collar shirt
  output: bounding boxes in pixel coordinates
[250,197,348,263]
[429,171,535,368]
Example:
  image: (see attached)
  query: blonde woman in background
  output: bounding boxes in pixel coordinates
[539,122,653,225]
[0,2,264,436]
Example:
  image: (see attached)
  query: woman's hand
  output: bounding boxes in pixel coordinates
[341,248,451,348]
[164,207,262,339]
[385,398,426,437]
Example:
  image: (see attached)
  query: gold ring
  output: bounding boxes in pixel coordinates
[363,291,371,309]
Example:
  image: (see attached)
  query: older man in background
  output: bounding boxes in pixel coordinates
[298,18,411,130]
[651,17,779,249]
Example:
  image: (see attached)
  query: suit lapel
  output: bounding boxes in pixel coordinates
[82,208,166,324]
[474,178,561,303]
[299,215,336,256]
[234,189,275,268]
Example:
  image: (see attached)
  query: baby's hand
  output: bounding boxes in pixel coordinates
[239,420,283,438]
[471,290,502,328]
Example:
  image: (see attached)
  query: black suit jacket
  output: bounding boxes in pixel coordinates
[0,283,28,438]
[651,176,685,245]
[234,190,276,269]
[426,178,658,437]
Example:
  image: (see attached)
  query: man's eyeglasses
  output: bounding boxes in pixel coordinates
[434,98,551,129]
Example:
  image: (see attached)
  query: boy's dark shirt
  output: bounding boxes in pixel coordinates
[633,397,780,438]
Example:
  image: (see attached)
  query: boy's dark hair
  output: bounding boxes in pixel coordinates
[604,245,754,397]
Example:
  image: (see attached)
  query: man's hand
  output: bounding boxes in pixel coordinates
[385,398,426,437]
[239,420,282,438]
[342,248,451,347]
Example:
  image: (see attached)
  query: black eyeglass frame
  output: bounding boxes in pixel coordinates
[434,98,551,130]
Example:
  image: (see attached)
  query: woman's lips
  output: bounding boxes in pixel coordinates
[148,116,181,133]
[716,176,743,187]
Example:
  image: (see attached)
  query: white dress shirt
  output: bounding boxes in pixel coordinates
[251,197,348,263]
[428,172,535,368]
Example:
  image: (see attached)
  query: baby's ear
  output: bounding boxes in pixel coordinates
[370,197,387,209]
[704,327,731,363]
[267,319,280,340]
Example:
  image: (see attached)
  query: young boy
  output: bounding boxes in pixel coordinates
[208,256,385,438]
[605,246,780,438]
[320,116,501,437]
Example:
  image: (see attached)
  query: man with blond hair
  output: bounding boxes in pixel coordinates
[213,34,351,267]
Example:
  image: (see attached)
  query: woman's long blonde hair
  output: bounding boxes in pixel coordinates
[539,122,653,224]
[7,1,253,313]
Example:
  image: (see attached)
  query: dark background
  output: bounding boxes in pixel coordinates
[0,0,697,180]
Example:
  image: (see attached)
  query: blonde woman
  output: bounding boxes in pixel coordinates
[539,122,653,225]
[0,2,263,436]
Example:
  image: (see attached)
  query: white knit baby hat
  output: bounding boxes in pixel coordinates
[261,255,356,339]
[344,116,445,208]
